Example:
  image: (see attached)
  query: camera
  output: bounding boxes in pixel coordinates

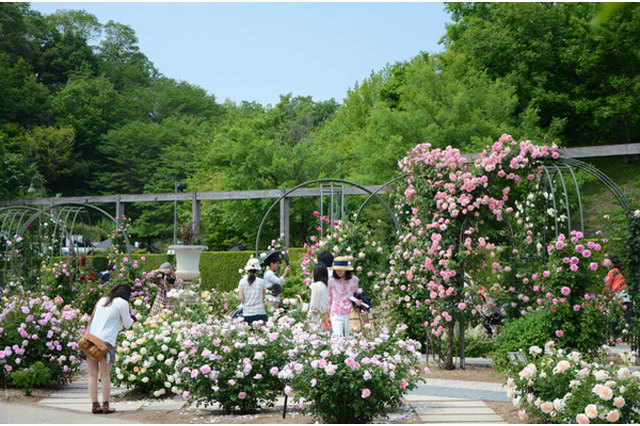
[160,273,176,284]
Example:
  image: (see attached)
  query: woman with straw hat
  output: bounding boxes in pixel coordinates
[327,256,362,337]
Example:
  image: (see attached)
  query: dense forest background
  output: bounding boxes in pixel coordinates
[1,2,639,250]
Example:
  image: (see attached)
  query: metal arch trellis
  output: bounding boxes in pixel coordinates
[353,174,409,227]
[15,202,132,259]
[255,179,401,257]
[0,206,77,285]
[426,155,635,366]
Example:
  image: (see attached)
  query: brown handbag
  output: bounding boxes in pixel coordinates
[78,332,109,361]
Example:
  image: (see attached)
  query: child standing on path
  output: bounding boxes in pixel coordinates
[308,263,330,328]
[328,256,361,337]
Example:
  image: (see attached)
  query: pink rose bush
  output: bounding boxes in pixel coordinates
[164,316,421,423]
[519,231,626,352]
[0,292,84,391]
[282,323,423,423]
[508,342,640,423]
[173,317,290,413]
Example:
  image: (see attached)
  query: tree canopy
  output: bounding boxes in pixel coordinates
[1,2,638,250]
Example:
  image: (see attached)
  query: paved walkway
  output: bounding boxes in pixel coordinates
[22,360,511,424]
[0,401,134,424]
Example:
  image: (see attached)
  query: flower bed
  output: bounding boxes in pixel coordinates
[507,341,640,423]
[282,323,424,423]
[173,317,290,413]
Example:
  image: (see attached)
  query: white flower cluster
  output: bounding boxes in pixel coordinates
[507,341,640,424]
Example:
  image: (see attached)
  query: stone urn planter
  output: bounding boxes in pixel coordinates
[168,244,208,284]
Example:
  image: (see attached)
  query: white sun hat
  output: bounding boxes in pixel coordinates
[244,257,262,272]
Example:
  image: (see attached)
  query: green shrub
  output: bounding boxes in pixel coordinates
[9,361,52,396]
[199,251,253,292]
[439,325,495,358]
[492,309,550,369]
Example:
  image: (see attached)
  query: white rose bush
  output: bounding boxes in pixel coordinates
[508,341,640,423]
[108,307,424,420]
[111,311,184,397]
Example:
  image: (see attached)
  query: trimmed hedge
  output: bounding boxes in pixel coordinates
[72,248,308,292]
[200,248,307,292]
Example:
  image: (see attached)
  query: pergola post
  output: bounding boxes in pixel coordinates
[192,193,201,237]
[115,195,124,221]
[279,190,290,247]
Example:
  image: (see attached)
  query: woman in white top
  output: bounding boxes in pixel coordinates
[238,258,268,325]
[308,263,330,328]
[87,284,136,414]
[262,250,290,309]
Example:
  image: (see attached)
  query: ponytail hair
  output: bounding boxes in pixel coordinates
[247,270,257,286]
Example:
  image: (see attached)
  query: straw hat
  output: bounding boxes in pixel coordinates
[331,256,353,271]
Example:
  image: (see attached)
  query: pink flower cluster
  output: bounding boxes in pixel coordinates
[0,293,83,381]
[383,135,559,338]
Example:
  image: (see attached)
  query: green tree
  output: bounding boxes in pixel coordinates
[24,126,76,191]
[442,2,640,145]
[0,130,37,200]
[40,30,98,87]
[0,53,49,126]
[97,21,157,92]
[0,3,47,73]
[50,74,124,192]
[343,53,559,184]
[44,9,102,43]
[126,77,224,123]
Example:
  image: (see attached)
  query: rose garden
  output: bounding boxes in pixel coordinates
[2,135,640,424]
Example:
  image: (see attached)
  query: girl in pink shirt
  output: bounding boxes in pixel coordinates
[327,256,362,337]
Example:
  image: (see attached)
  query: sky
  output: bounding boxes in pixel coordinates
[30,2,452,106]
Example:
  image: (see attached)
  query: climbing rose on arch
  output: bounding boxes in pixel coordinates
[380,134,560,350]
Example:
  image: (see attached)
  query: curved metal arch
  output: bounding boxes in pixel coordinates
[546,157,631,212]
[255,179,401,256]
[0,206,77,285]
[564,164,585,233]
[354,174,409,227]
[0,206,39,238]
[547,164,572,235]
[16,203,132,259]
[542,166,560,240]
[455,203,517,370]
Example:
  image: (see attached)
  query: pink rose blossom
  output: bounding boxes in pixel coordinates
[555,330,564,338]
[361,388,371,398]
